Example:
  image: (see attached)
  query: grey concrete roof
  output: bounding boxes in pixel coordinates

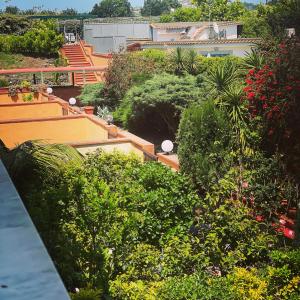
[0,161,70,300]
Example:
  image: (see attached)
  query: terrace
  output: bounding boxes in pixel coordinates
[0,88,177,168]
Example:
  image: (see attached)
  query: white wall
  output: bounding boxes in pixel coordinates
[153,24,239,42]
[84,23,151,40]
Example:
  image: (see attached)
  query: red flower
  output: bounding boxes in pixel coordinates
[279,43,285,49]
[263,104,268,109]
[247,92,255,99]
[286,86,292,91]
[245,79,253,85]
[248,69,255,76]
[260,95,267,101]
[268,129,274,136]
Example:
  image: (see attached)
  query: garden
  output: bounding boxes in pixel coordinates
[1,1,300,299]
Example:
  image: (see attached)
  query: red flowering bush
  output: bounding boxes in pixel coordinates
[244,38,300,154]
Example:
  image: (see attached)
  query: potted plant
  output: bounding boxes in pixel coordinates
[22,93,34,102]
[8,85,20,97]
[21,80,31,92]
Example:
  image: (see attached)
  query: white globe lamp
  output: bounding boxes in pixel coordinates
[69,97,76,106]
[105,114,114,125]
[161,140,174,154]
[46,87,53,94]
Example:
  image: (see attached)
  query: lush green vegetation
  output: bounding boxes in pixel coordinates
[141,0,181,17]
[115,73,202,142]
[0,18,64,57]
[3,1,300,299]
[160,0,299,39]
[91,0,133,17]
[78,82,105,106]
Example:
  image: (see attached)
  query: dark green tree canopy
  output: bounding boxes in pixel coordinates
[61,8,78,16]
[91,0,133,17]
[141,0,181,17]
[4,5,20,15]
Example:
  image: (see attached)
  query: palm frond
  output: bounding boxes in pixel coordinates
[206,61,239,94]
[0,140,82,184]
[243,49,266,71]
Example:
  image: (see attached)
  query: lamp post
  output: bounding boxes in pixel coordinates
[161,140,174,155]
[46,87,53,94]
[69,97,77,106]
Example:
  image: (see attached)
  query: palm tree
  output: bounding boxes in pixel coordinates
[206,61,239,95]
[217,85,252,154]
[171,47,186,76]
[0,140,82,190]
[243,49,266,71]
[185,49,198,75]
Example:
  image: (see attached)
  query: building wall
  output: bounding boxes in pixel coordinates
[89,36,127,53]
[0,102,63,120]
[84,23,151,39]
[0,117,108,148]
[76,142,144,160]
[84,23,151,53]
[154,29,182,41]
[153,24,238,41]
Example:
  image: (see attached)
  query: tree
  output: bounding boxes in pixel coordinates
[177,101,232,192]
[141,0,181,17]
[266,0,300,36]
[5,5,19,14]
[61,8,78,16]
[0,14,32,35]
[91,0,133,18]
[160,7,201,22]
[103,50,167,107]
[179,0,247,21]
[240,5,272,38]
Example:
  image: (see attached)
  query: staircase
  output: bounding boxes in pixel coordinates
[61,44,98,86]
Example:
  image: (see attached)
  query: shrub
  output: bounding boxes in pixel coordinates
[78,82,104,106]
[157,273,233,300]
[227,267,268,299]
[0,14,32,35]
[244,37,300,178]
[103,51,166,107]
[0,77,8,87]
[23,151,198,292]
[0,20,64,57]
[70,288,103,300]
[177,101,232,192]
[115,73,202,143]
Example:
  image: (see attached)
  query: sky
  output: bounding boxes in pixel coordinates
[0,0,263,12]
[0,0,144,11]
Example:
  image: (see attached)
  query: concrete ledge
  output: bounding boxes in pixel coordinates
[0,161,70,300]
[157,153,179,171]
